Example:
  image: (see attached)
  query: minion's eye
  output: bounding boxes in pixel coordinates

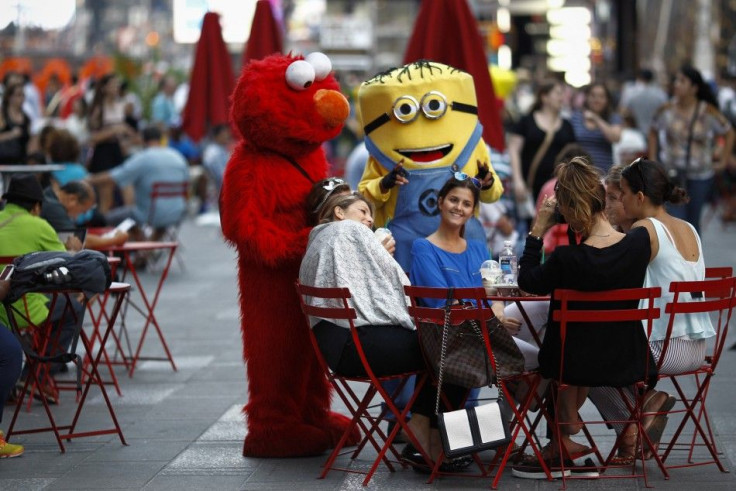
[392,95,419,124]
[285,60,315,90]
[421,91,448,119]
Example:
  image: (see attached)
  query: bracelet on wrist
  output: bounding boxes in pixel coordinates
[527,232,543,242]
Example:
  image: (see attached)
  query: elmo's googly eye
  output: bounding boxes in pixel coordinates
[285,60,315,90]
[392,95,420,124]
[420,91,448,119]
[305,52,332,81]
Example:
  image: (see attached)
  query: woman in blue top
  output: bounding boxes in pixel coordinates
[409,174,538,368]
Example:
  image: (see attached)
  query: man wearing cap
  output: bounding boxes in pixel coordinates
[0,174,85,402]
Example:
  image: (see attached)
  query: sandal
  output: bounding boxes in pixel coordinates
[608,454,635,466]
[641,392,676,459]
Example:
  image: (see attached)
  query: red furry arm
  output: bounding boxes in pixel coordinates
[220,152,311,266]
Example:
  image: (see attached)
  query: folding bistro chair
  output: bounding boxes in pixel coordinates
[295,281,429,486]
[550,286,662,488]
[654,275,736,472]
[705,266,733,279]
[403,285,551,487]
[3,283,130,452]
[147,181,188,270]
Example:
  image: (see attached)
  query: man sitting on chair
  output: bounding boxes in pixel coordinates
[87,126,189,240]
[0,174,86,403]
[40,180,129,249]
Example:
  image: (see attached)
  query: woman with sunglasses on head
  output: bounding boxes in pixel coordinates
[409,173,538,366]
[649,64,734,233]
[512,157,655,478]
[588,157,714,462]
[299,191,469,473]
[305,177,396,255]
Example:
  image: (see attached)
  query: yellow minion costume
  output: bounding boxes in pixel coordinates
[358,61,503,269]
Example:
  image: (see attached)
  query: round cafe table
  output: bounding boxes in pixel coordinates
[487,290,550,347]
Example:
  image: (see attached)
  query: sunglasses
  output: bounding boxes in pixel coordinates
[626,157,646,195]
[452,170,481,189]
[313,178,348,213]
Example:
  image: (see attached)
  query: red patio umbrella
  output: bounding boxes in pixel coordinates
[241,0,283,67]
[181,12,236,142]
[403,0,505,151]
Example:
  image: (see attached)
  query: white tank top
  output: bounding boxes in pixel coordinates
[643,217,714,341]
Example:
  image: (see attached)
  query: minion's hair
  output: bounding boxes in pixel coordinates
[363,60,465,86]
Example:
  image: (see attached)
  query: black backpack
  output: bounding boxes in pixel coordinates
[5,250,112,303]
[2,250,112,390]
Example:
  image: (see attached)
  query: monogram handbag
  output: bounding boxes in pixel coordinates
[417,295,524,390]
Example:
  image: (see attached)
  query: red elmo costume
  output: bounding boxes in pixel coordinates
[221,53,358,457]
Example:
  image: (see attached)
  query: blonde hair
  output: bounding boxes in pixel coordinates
[317,192,375,224]
[555,156,605,237]
[604,163,626,190]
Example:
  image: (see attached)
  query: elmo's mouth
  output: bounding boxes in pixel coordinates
[397,144,453,163]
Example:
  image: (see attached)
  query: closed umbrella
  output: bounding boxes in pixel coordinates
[181,12,235,142]
[403,0,505,151]
[241,0,283,67]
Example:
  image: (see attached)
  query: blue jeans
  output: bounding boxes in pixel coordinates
[667,177,713,234]
[0,325,23,422]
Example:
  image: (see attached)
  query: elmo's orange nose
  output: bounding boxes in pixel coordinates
[314,89,349,128]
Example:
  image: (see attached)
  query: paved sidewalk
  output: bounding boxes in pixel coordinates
[1,214,735,490]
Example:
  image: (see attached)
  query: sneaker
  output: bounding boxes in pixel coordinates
[512,459,571,479]
[568,458,600,478]
[0,430,24,458]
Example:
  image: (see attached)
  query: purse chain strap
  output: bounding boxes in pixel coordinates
[434,289,504,415]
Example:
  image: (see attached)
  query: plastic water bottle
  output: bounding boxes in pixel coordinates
[499,241,517,285]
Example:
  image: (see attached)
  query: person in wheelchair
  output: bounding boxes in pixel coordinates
[299,192,471,472]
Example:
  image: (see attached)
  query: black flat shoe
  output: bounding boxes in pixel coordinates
[400,444,473,474]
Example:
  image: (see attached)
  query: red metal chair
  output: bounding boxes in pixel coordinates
[3,283,130,452]
[654,275,736,472]
[1,255,63,408]
[704,266,733,279]
[147,181,188,270]
[403,285,553,487]
[551,286,662,488]
[295,281,428,486]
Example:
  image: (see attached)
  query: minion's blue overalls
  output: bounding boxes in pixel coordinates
[364,122,486,272]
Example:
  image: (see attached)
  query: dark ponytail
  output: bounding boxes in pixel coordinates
[621,158,690,206]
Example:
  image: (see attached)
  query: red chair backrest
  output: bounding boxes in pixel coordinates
[552,286,661,381]
[147,181,189,226]
[404,285,492,325]
[150,181,189,199]
[704,266,733,279]
[663,276,736,370]
[295,282,357,323]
